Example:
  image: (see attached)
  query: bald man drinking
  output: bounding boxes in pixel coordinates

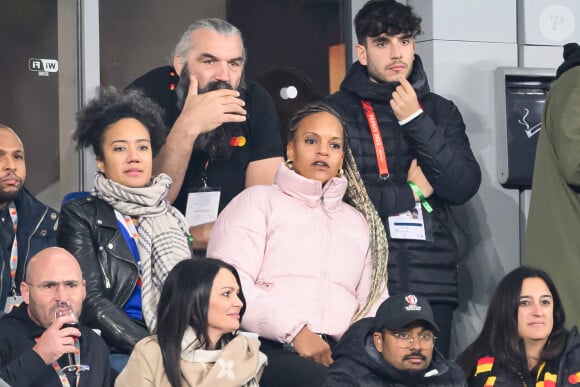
[0,247,113,386]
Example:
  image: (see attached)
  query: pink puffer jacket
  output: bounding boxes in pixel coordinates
[207,164,387,344]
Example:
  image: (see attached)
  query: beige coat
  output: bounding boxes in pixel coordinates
[115,334,267,387]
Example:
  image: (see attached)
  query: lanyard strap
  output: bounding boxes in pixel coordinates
[35,337,81,387]
[361,100,390,179]
[114,210,142,277]
[114,210,139,242]
[8,202,18,295]
[361,100,433,213]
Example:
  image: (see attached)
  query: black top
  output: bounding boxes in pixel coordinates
[0,303,113,386]
[324,318,467,387]
[128,66,283,213]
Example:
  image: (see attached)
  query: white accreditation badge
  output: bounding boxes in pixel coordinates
[185,188,221,227]
[4,295,23,313]
[387,202,427,240]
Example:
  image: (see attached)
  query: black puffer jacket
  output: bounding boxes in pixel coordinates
[324,56,481,304]
[323,318,467,387]
[56,196,149,354]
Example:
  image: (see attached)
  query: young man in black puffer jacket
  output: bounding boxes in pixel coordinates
[324,0,481,357]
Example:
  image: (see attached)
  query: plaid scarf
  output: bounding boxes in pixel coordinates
[93,172,192,332]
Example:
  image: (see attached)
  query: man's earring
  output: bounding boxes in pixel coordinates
[285,159,294,169]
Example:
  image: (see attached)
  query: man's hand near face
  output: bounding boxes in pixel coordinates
[174,75,247,140]
[32,315,81,365]
[154,74,247,203]
[390,76,421,121]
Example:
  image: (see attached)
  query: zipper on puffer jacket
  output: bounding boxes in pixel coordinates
[320,195,331,217]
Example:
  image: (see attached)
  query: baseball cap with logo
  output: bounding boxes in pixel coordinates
[374,294,440,333]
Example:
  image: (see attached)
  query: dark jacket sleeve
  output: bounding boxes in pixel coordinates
[322,93,418,217]
[322,359,360,387]
[404,99,481,205]
[322,372,358,387]
[56,200,149,354]
[362,178,417,217]
[0,344,48,387]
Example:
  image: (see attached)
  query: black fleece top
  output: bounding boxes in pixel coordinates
[0,304,113,386]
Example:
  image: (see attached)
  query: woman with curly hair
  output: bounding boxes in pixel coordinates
[57,87,192,370]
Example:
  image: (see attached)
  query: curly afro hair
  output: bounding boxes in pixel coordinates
[74,86,167,158]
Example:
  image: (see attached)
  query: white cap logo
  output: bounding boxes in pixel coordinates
[405,294,422,311]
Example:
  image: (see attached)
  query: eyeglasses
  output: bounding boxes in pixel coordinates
[388,331,436,349]
[25,280,82,295]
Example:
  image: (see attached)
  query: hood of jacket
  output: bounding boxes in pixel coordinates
[340,55,431,103]
[3,303,45,338]
[333,318,453,383]
[556,43,580,79]
[274,163,348,212]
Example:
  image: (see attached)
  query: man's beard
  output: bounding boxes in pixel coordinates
[175,67,246,159]
[0,187,22,206]
[396,351,429,383]
[398,368,428,384]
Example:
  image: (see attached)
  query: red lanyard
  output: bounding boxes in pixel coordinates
[361,100,390,179]
[7,203,18,295]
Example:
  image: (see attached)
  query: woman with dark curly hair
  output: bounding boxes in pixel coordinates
[57,87,192,371]
[457,266,580,386]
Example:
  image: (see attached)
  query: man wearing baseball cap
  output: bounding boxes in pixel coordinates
[323,294,466,386]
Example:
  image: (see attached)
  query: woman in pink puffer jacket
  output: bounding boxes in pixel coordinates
[207,103,389,387]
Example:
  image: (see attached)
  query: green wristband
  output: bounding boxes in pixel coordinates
[408,181,433,213]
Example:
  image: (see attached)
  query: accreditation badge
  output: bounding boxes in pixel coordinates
[185,187,221,227]
[387,203,427,240]
[3,295,23,313]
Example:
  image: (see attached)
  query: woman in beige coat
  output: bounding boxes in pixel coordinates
[115,258,267,387]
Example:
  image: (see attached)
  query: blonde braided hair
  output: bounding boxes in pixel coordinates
[343,145,389,321]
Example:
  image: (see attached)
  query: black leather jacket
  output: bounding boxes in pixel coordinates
[56,196,149,354]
